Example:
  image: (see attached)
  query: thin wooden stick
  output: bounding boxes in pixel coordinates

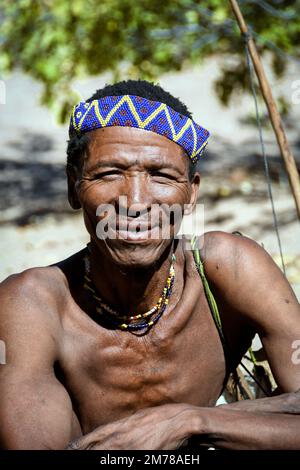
[229,0,300,220]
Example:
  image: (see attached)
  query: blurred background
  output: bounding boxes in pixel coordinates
[0,0,299,299]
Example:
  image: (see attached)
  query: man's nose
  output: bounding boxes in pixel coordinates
[119,174,151,217]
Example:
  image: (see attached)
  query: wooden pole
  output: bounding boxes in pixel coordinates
[229,0,300,220]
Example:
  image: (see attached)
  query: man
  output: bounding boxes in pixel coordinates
[0,80,299,450]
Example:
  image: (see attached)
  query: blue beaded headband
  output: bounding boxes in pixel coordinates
[69,95,210,163]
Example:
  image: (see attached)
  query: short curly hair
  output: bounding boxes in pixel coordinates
[66,79,198,180]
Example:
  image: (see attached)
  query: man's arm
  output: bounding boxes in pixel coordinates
[65,394,300,450]
[189,393,300,450]
[201,231,300,392]
[0,270,82,449]
[191,231,300,449]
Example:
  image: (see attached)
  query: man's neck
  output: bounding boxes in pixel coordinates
[87,240,181,317]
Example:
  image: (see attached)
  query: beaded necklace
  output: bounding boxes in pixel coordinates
[83,252,176,332]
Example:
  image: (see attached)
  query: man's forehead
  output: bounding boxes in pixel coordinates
[88,126,181,147]
[86,126,187,164]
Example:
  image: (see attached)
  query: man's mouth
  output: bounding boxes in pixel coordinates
[116,219,150,232]
[115,219,160,241]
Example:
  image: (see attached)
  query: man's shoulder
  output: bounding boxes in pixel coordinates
[1,265,66,298]
[0,265,68,330]
[199,230,260,263]
[197,230,292,318]
[198,230,271,290]
[0,265,76,374]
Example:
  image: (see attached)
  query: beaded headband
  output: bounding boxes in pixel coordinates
[69,95,210,163]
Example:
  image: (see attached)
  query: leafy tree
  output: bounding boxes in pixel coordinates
[1,0,299,121]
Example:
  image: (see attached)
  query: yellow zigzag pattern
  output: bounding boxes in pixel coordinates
[72,95,206,158]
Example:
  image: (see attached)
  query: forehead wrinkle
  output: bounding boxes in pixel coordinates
[87,143,185,172]
[88,126,183,154]
[86,156,185,174]
[89,139,177,155]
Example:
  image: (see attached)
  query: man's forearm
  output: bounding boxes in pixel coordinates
[194,391,300,450]
[66,392,300,450]
[218,389,300,414]
[66,403,197,450]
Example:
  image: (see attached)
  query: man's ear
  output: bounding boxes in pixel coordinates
[66,165,81,210]
[184,172,200,215]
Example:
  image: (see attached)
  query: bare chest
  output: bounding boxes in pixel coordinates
[58,298,226,434]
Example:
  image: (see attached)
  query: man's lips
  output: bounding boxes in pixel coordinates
[113,219,160,241]
[116,219,154,232]
[116,230,153,241]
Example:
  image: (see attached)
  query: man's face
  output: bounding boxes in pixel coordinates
[70,126,200,269]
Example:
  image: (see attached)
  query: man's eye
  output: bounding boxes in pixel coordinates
[95,170,121,179]
[150,171,176,180]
